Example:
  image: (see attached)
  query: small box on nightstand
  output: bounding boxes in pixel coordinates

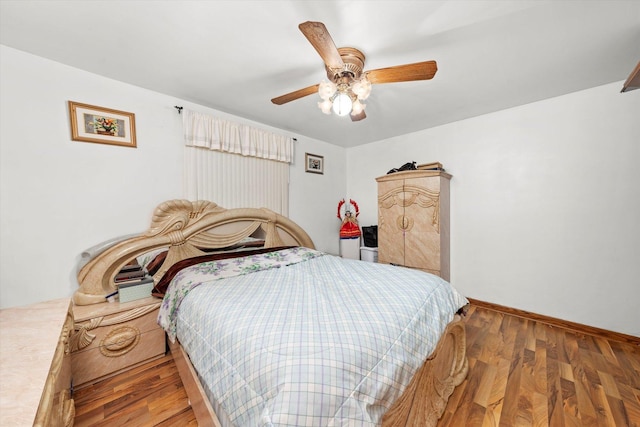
[118,279,154,303]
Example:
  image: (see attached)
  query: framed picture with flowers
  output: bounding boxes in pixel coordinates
[68,101,137,148]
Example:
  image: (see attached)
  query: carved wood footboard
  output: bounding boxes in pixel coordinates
[171,314,468,427]
[382,313,468,426]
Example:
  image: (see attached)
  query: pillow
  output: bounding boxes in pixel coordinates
[145,250,168,276]
[238,236,266,247]
[137,248,168,270]
[151,246,293,298]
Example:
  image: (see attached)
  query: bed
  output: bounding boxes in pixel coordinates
[75,199,469,426]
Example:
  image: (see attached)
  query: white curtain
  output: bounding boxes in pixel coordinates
[182,110,293,215]
[182,110,293,162]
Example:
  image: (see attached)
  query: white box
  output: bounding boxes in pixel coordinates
[360,247,378,263]
[118,280,154,303]
[339,238,361,260]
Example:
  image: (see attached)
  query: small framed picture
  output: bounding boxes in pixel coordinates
[305,153,324,174]
[68,101,137,148]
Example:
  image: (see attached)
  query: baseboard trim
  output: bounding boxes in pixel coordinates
[467,297,639,346]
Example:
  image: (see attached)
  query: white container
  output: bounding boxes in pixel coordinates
[340,238,361,260]
[360,247,378,263]
[118,276,154,303]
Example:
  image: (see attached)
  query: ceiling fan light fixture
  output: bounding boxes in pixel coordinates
[317,77,370,118]
[318,80,337,100]
[332,92,353,116]
[352,77,372,100]
[351,99,365,115]
[318,99,333,114]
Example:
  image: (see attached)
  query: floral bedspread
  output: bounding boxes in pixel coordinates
[157,247,325,342]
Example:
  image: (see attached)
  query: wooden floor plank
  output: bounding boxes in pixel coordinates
[473,362,497,408]
[519,349,537,423]
[532,391,549,427]
[483,357,511,426]
[499,319,526,427]
[73,304,640,427]
[546,354,566,427]
[572,368,598,425]
[533,338,548,395]
[618,383,640,426]
[591,383,618,427]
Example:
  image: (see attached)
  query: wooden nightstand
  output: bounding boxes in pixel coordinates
[70,296,166,389]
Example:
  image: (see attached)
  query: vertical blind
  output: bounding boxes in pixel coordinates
[182,110,293,215]
[183,148,289,215]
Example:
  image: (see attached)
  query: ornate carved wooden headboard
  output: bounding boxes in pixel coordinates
[74,200,315,305]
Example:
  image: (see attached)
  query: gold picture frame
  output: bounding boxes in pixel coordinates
[305,153,324,174]
[68,101,137,148]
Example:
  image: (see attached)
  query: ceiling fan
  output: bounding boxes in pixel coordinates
[271,21,438,122]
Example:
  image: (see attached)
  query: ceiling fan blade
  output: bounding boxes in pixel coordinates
[351,110,366,122]
[366,61,437,84]
[271,84,320,105]
[299,21,344,71]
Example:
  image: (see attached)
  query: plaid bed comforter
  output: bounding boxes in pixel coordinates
[159,248,468,426]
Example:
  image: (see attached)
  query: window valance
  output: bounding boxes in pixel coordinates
[182,109,294,163]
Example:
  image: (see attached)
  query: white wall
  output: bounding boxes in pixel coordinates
[0,45,345,308]
[346,82,640,337]
[289,137,346,256]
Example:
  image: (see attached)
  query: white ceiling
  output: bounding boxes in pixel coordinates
[1,1,638,148]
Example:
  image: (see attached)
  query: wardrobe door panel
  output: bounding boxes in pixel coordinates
[378,179,405,266]
[403,176,442,274]
[404,203,441,273]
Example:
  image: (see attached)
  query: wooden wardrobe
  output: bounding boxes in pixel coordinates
[376,170,451,280]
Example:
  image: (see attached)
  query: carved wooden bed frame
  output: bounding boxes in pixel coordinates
[75,199,468,426]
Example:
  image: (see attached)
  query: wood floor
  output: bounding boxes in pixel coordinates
[73,354,197,426]
[438,306,640,427]
[73,305,640,426]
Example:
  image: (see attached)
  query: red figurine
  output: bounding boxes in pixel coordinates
[337,199,361,239]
